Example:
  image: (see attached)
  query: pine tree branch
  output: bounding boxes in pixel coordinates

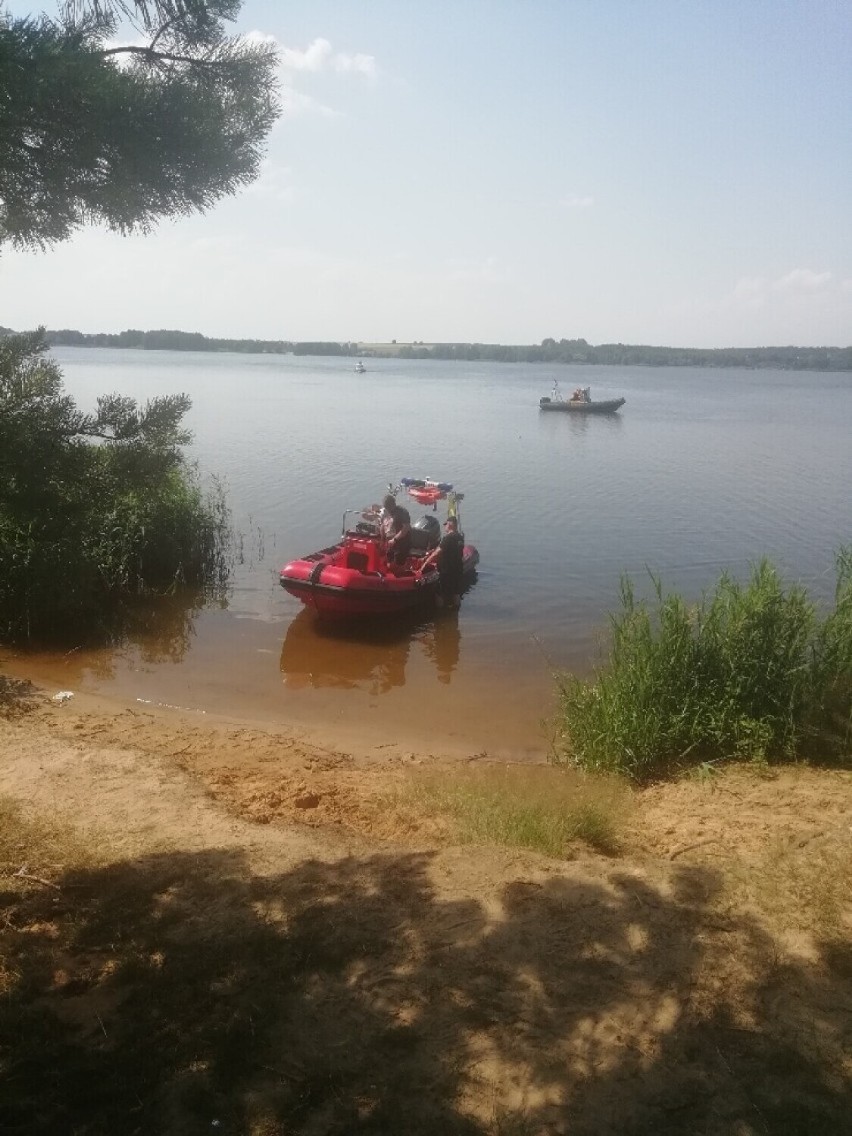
[98,44,217,66]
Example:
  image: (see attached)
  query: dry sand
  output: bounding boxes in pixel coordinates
[1,676,850,1134]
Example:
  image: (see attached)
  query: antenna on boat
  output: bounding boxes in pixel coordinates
[447,490,464,532]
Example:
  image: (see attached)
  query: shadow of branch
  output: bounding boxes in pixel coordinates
[1,842,849,1135]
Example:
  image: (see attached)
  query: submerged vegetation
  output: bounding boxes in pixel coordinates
[553,553,852,780]
[0,329,230,644]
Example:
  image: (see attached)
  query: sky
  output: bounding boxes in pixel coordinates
[1,0,851,348]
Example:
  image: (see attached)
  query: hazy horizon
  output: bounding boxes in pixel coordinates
[16,326,852,353]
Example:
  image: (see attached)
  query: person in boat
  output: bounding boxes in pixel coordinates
[382,494,412,567]
[420,516,464,608]
[571,387,582,402]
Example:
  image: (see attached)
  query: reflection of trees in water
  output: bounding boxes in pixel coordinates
[12,588,209,685]
[118,589,207,665]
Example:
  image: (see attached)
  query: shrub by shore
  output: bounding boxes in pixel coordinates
[553,552,852,780]
[0,330,230,644]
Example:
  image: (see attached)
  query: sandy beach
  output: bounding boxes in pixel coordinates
[1,673,850,1133]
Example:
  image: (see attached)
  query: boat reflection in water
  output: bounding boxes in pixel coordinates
[419,611,461,685]
[279,607,462,694]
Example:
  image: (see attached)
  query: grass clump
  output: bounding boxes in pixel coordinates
[0,797,106,888]
[0,675,39,719]
[727,832,852,943]
[407,764,627,857]
[553,552,852,780]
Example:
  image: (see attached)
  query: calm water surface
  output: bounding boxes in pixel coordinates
[7,349,851,759]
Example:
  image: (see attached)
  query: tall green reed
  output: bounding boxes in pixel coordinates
[553,554,852,779]
[808,547,852,756]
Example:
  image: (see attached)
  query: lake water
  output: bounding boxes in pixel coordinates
[7,348,851,760]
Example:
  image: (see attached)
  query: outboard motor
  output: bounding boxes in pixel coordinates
[410,514,441,550]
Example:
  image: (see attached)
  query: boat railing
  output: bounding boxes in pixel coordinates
[343,488,467,546]
[344,508,388,548]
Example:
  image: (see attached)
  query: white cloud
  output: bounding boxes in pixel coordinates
[279,37,377,79]
[728,269,837,311]
[243,30,279,49]
[279,85,336,120]
[560,194,595,209]
[280,36,333,71]
[710,268,851,343]
[333,52,377,78]
[772,268,832,293]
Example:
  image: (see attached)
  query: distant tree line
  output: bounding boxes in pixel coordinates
[2,327,849,370]
[397,338,852,371]
[41,327,294,354]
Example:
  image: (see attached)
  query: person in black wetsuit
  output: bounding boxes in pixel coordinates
[382,494,412,568]
[421,515,464,608]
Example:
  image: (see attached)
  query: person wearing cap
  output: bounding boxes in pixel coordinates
[421,515,464,608]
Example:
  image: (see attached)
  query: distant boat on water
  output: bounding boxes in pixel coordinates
[354,360,366,373]
[539,381,625,414]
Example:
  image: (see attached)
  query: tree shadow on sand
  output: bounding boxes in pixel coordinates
[1,842,849,1135]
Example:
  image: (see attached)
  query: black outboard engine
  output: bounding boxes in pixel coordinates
[410,514,441,550]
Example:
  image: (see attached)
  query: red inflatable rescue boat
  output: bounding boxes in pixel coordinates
[279,482,479,619]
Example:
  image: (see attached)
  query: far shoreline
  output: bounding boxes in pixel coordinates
[15,330,851,372]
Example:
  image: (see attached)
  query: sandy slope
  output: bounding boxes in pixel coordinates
[1,682,850,1134]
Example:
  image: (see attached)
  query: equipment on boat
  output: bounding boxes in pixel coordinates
[279,480,479,618]
[401,477,453,506]
[539,381,625,414]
